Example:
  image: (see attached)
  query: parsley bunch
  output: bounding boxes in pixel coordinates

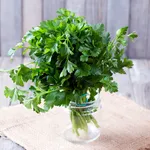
[4,9,137,135]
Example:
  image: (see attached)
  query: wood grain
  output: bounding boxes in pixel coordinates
[113,68,135,100]
[43,0,66,20]
[23,0,42,57]
[128,0,149,58]
[0,0,22,56]
[107,0,130,38]
[0,1,149,58]
[84,0,107,25]
[23,0,42,34]
[0,57,22,107]
[66,0,85,16]
[129,60,150,109]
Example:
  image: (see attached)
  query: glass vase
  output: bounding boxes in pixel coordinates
[63,94,101,144]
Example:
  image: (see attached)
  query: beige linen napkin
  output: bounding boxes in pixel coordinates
[0,92,150,150]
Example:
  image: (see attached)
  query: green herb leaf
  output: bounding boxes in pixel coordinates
[4,86,27,102]
[128,32,138,41]
[60,67,67,78]
[116,26,128,37]
[80,55,88,62]
[66,60,76,73]
[44,91,69,110]
[100,77,118,93]
[75,63,91,77]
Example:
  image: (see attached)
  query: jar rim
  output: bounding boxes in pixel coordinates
[69,99,101,109]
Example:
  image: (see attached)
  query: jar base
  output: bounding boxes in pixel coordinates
[63,125,100,144]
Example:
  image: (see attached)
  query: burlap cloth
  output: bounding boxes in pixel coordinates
[0,92,150,150]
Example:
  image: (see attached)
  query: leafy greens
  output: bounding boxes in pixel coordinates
[4,8,138,113]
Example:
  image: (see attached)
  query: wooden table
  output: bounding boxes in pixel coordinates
[0,92,150,150]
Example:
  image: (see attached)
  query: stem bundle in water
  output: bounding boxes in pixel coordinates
[70,109,100,136]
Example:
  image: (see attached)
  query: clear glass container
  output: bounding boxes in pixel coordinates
[63,93,101,144]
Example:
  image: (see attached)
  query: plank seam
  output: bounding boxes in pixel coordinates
[126,0,131,57]
[21,0,23,60]
[105,0,108,29]
[41,0,44,21]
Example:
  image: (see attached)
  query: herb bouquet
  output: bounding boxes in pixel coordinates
[4,9,137,143]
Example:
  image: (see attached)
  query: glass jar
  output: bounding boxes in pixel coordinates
[63,93,101,144]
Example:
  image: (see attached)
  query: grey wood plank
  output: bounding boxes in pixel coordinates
[113,68,135,100]
[43,0,66,20]
[85,0,107,25]
[0,0,22,56]
[23,0,42,34]
[128,0,149,58]
[129,60,150,109]
[107,0,130,38]
[66,0,85,16]
[0,57,22,107]
[23,0,42,57]
[0,136,24,150]
[147,2,150,58]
